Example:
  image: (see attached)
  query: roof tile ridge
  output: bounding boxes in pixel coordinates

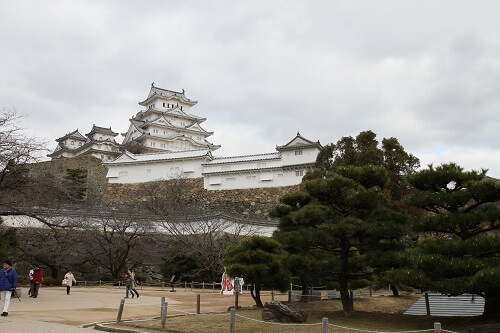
[212,152,281,160]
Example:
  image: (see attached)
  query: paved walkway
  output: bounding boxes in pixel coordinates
[0,317,97,332]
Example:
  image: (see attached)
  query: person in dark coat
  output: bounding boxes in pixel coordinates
[0,259,18,316]
[31,265,43,298]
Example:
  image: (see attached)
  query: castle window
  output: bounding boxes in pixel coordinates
[168,104,170,108]
[295,150,303,155]
[295,170,304,177]
[246,175,256,180]
[257,162,267,168]
[180,106,183,110]
[278,174,283,178]
[163,103,166,107]
[226,177,236,182]
[119,171,128,177]
[71,141,74,145]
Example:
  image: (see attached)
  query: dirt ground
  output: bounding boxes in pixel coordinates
[6,286,485,332]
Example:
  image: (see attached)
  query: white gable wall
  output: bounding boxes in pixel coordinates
[107,157,207,184]
[280,146,321,165]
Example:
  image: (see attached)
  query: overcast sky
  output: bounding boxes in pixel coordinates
[1,1,499,177]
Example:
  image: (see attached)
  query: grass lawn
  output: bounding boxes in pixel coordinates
[119,293,485,332]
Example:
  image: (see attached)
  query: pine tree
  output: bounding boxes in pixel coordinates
[396,163,500,320]
[223,236,290,308]
[272,165,406,312]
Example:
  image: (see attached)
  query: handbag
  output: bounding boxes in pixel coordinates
[62,278,68,286]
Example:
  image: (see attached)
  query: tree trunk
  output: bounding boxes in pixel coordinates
[482,291,500,321]
[390,284,399,297]
[300,278,310,303]
[250,283,264,308]
[339,237,353,313]
[250,284,264,308]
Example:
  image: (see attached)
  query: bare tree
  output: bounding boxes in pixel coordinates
[77,205,153,280]
[139,177,260,281]
[0,107,47,213]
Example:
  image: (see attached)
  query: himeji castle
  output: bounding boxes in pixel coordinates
[48,125,121,161]
[50,83,322,190]
[121,83,221,153]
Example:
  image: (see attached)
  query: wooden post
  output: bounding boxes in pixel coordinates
[99,280,102,287]
[184,281,187,291]
[234,291,239,310]
[202,282,205,290]
[322,317,329,333]
[116,299,125,323]
[271,289,274,301]
[162,281,165,290]
[433,322,441,333]
[425,292,431,315]
[161,297,167,329]
[288,290,292,302]
[350,290,354,308]
[369,286,372,297]
[229,308,236,333]
[196,294,201,314]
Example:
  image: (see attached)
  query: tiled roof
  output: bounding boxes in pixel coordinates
[205,152,281,165]
[276,132,322,150]
[86,125,118,137]
[139,83,198,106]
[202,162,315,175]
[105,148,213,165]
[55,130,86,142]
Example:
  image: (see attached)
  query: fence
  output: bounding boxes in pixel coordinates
[114,294,458,333]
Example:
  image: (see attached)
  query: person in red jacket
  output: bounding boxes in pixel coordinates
[31,265,43,298]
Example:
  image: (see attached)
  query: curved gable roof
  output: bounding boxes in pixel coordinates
[138,83,198,107]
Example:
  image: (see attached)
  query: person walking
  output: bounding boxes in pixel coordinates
[31,265,43,298]
[63,271,77,295]
[128,269,139,298]
[124,272,134,299]
[28,264,35,297]
[0,259,18,316]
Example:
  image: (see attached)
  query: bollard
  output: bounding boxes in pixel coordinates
[425,292,431,315]
[433,322,442,333]
[99,280,102,287]
[184,281,187,291]
[369,286,372,297]
[229,308,236,333]
[116,299,125,323]
[234,291,239,310]
[322,317,328,333]
[271,289,274,301]
[288,290,292,302]
[161,297,167,329]
[202,282,205,290]
[197,294,201,314]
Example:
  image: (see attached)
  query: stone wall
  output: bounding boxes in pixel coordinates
[28,155,109,202]
[30,157,299,221]
[106,178,299,221]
